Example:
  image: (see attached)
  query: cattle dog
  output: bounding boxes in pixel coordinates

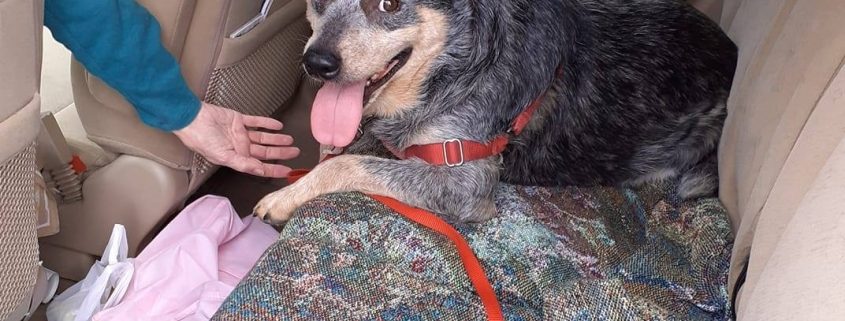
[254,0,738,224]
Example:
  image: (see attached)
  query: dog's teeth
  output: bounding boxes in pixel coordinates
[367,80,372,86]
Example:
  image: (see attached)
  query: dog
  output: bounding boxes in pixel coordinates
[253,0,738,224]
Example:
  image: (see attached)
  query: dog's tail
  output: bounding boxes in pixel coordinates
[677,152,719,200]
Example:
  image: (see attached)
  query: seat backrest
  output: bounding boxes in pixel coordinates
[712,0,845,319]
[69,0,199,171]
[72,0,310,188]
[0,0,44,318]
[689,0,724,22]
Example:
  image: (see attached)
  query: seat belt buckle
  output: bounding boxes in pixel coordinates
[70,155,87,174]
[36,112,84,203]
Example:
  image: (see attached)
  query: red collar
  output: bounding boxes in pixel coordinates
[388,66,562,167]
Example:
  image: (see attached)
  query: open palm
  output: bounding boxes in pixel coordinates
[174,102,300,178]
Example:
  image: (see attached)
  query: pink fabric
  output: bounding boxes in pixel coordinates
[93,195,279,321]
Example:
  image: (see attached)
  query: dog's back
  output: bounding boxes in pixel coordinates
[501,0,738,198]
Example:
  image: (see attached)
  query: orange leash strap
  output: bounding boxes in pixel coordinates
[285,171,505,321]
[368,195,505,321]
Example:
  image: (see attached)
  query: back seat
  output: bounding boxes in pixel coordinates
[2,0,843,319]
[691,0,845,319]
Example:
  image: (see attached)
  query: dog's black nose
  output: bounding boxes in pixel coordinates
[303,49,341,80]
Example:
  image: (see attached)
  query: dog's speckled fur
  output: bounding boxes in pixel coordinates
[254,0,738,224]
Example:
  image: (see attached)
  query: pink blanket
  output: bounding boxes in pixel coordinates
[93,195,279,321]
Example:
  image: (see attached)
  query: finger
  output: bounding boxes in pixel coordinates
[248,131,294,146]
[224,155,267,177]
[243,115,284,131]
[225,154,292,178]
[259,163,293,179]
[250,144,301,161]
[233,123,253,157]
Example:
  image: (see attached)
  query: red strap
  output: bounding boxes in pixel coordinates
[70,155,87,174]
[370,195,505,321]
[393,91,545,166]
[393,66,562,166]
[285,170,504,321]
[286,169,312,184]
[507,66,563,135]
[510,91,545,135]
[278,65,563,316]
[402,136,509,166]
[399,93,539,165]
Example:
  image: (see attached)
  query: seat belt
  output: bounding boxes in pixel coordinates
[36,112,86,203]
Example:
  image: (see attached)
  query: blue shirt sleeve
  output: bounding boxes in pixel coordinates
[43,0,201,131]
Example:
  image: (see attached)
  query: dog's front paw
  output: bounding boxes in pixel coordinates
[253,187,305,225]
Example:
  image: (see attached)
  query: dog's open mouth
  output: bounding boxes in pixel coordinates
[310,48,413,148]
[363,48,413,103]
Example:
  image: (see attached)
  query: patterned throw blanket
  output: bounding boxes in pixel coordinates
[212,181,733,320]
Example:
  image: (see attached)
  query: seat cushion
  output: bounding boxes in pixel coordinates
[213,182,733,320]
[713,0,845,317]
[740,128,845,320]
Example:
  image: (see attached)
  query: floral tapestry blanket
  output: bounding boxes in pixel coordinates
[212,181,733,320]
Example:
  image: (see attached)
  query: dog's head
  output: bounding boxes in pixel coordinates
[303,0,450,147]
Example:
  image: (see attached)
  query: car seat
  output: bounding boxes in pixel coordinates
[692,0,845,318]
[2,0,843,319]
[37,0,316,283]
[0,0,57,319]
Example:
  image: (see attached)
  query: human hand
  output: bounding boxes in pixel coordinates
[174,102,300,178]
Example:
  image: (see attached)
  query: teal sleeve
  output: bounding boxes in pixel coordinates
[43,0,201,131]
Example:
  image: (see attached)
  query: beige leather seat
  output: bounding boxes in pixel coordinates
[0,0,49,319]
[690,0,845,319]
[38,0,316,282]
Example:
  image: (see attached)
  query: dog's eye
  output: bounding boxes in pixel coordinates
[378,0,400,13]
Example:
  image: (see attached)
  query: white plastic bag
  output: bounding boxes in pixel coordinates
[46,224,135,321]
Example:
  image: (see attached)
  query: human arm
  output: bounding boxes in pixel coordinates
[43,0,299,177]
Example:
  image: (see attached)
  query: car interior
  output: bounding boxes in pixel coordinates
[1,0,843,320]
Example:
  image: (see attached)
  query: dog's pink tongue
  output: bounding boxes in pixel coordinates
[311,81,366,147]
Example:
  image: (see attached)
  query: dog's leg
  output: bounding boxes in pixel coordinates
[253,155,500,224]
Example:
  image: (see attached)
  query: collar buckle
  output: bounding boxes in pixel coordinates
[442,139,465,167]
